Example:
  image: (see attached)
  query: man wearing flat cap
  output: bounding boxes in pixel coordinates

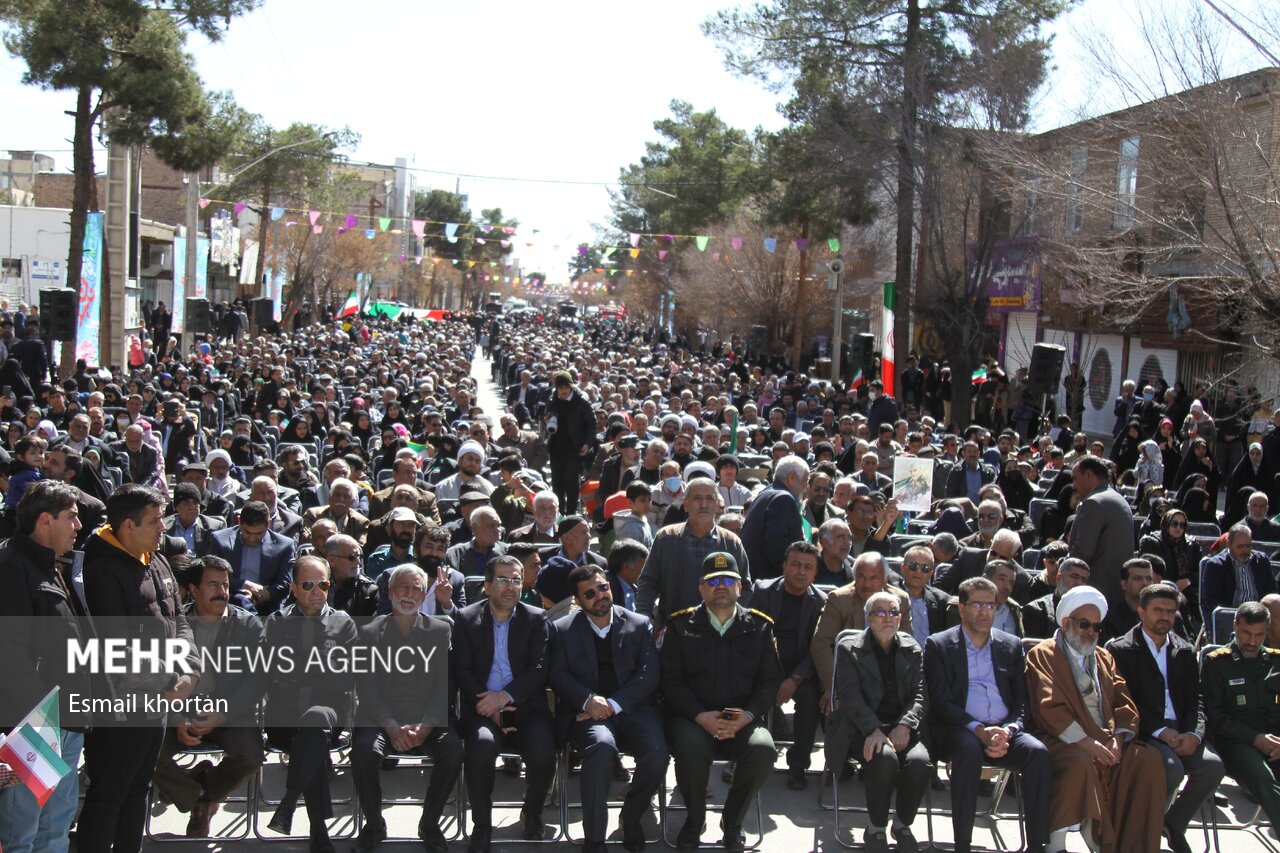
[1025,586,1166,853]
[660,552,783,852]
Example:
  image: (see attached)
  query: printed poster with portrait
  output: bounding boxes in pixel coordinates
[891,457,934,514]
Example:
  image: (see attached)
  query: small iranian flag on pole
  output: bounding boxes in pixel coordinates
[338,290,360,318]
[406,440,431,465]
[0,688,71,807]
[880,281,895,397]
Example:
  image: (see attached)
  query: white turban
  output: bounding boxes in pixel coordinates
[457,440,486,463]
[684,461,716,482]
[205,449,232,468]
[1057,585,1108,622]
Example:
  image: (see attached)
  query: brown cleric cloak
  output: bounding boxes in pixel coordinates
[1025,637,1166,853]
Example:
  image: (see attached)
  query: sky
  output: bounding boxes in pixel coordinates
[2,0,1275,281]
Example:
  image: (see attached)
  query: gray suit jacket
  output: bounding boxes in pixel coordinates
[635,522,750,626]
[1067,484,1134,603]
[826,629,926,767]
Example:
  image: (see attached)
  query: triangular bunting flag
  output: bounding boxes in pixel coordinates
[764,237,777,253]
[795,238,809,250]
[658,250,668,260]
[629,233,641,247]
[234,203,247,216]
[309,210,321,225]
[603,247,616,258]
[412,220,425,238]
[445,223,459,238]
[629,248,639,259]
[378,217,391,232]
[344,214,358,229]
[313,225,323,234]
[365,229,375,239]
[198,198,210,209]
[828,237,841,252]
[731,236,743,250]
[271,207,284,221]
[696,236,709,251]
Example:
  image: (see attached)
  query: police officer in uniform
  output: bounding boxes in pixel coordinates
[660,552,783,852]
[1203,601,1280,830]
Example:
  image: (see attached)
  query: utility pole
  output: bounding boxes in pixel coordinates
[828,256,846,384]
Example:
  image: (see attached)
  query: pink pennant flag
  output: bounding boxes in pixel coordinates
[503,226,516,235]
[629,233,641,247]
[309,210,321,225]
[344,214,358,229]
[313,225,323,234]
[234,203,247,216]
[412,220,425,238]
[500,240,511,248]
[731,236,743,250]
[198,198,210,209]
[658,250,668,260]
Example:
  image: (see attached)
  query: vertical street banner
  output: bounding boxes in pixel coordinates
[271,268,285,322]
[881,280,896,397]
[194,237,209,299]
[172,236,186,334]
[76,212,103,366]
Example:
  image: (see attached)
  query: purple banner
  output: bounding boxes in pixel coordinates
[971,236,1041,312]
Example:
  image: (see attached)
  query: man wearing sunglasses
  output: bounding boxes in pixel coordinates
[262,556,359,853]
[1025,585,1166,853]
[660,552,782,851]
[549,566,667,853]
[825,590,929,853]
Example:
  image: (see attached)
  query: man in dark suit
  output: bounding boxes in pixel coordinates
[1066,455,1134,605]
[165,482,226,556]
[745,539,828,790]
[899,544,949,646]
[1201,523,1279,625]
[351,564,462,853]
[1022,557,1091,640]
[550,565,667,853]
[207,500,296,615]
[1107,584,1225,853]
[739,455,808,581]
[923,577,1052,853]
[945,441,996,502]
[506,370,541,424]
[452,554,555,852]
[112,423,160,485]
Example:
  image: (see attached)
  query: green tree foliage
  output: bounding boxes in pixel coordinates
[0,0,259,340]
[610,100,760,236]
[413,191,517,309]
[706,0,1069,384]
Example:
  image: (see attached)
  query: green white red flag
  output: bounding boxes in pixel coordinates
[881,281,895,396]
[0,688,70,807]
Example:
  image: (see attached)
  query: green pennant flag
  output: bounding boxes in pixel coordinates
[378,217,391,232]
[828,237,841,252]
[603,247,616,259]
[696,235,709,251]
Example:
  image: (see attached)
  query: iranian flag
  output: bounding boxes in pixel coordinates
[0,688,71,807]
[406,440,431,464]
[880,281,895,397]
[338,291,360,318]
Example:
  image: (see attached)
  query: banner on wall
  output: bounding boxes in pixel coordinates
[172,236,187,334]
[75,212,103,366]
[271,268,285,323]
[194,237,209,300]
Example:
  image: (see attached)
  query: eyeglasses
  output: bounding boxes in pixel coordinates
[703,576,738,588]
[977,513,1001,521]
[580,583,611,601]
[965,601,996,611]
[299,580,331,592]
[869,609,901,619]
[490,576,522,588]
[904,561,933,572]
[335,552,361,561]
[1074,618,1103,633]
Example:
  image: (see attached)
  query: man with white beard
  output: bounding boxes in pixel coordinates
[1025,586,1166,853]
[350,565,461,853]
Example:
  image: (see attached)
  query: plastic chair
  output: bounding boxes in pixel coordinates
[1210,607,1237,645]
[1186,522,1221,538]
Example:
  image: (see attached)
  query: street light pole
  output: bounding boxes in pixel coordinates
[828,256,845,385]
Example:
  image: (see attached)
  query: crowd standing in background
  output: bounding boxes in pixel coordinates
[0,303,1278,853]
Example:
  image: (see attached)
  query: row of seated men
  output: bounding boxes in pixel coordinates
[147,529,1280,853]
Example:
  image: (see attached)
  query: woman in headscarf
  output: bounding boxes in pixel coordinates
[349,410,375,450]
[1040,484,1079,543]
[0,358,33,401]
[1109,419,1144,474]
[996,458,1033,513]
[1133,439,1165,490]
[1226,442,1269,500]
[1180,399,1216,449]
[278,413,315,446]
[1178,486,1217,526]
[1174,436,1220,497]
[1138,506,1203,630]
[1222,486,1258,531]
[1154,418,1181,489]
[139,421,168,491]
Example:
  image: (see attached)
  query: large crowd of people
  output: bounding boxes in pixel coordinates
[1,303,1279,853]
